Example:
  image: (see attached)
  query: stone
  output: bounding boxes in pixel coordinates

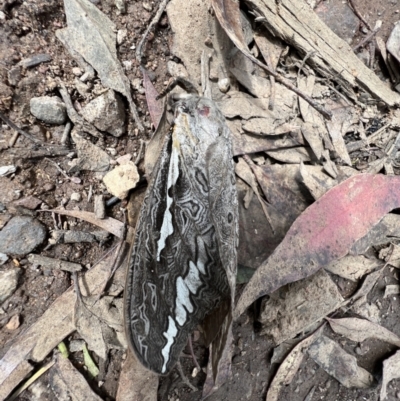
[0,253,9,266]
[0,216,47,256]
[0,166,16,177]
[30,96,67,124]
[70,192,82,202]
[80,90,126,137]
[0,268,21,302]
[6,314,20,330]
[14,196,43,210]
[103,162,140,199]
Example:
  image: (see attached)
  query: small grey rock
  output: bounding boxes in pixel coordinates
[142,1,152,11]
[30,96,67,125]
[0,216,47,256]
[80,90,126,137]
[70,192,82,202]
[0,268,21,303]
[0,253,9,266]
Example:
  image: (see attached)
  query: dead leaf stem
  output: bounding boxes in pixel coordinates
[136,0,169,65]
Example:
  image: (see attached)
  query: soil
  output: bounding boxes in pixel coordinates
[1,0,400,401]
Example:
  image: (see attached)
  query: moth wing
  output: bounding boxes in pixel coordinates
[205,126,238,293]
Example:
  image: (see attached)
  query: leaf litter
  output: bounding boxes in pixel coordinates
[3,0,400,399]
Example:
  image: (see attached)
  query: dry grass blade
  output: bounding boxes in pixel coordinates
[7,360,55,401]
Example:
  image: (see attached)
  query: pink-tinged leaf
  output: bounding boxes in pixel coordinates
[235,174,400,318]
[141,66,163,129]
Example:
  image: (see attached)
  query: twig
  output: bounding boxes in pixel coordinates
[134,139,146,165]
[187,335,201,372]
[61,121,72,146]
[9,131,19,147]
[352,20,382,52]
[6,146,72,158]
[176,362,197,392]
[346,122,391,152]
[44,157,81,184]
[348,0,372,31]
[297,50,317,79]
[136,0,169,64]
[0,111,44,145]
[57,79,104,138]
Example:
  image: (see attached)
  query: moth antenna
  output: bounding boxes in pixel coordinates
[156,77,199,100]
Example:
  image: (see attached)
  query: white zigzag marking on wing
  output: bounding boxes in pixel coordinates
[161,260,204,370]
[161,316,178,373]
[157,144,180,261]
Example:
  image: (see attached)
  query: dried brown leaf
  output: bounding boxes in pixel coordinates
[260,270,343,344]
[56,0,143,130]
[141,67,163,130]
[266,326,324,401]
[324,255,381,281]
[308,335,374,388]
[235,174,400,318]
[327,317,400,347]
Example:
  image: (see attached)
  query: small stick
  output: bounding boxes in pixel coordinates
[187,335,201,372]
[136,0,169,65]
[176,362,197,392]
[134,139,146,165]
[346,122,391,152]
[0,111,43,145]
[352,21,382,52]
[348,0,373,31]
[61,121,72,146]
[9,131,19,147]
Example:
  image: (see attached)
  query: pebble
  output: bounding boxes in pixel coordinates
[14,195,43,210]
[103,162,140,199]
[80,90,126,137]
[0,253,9,266]
[72,67,82,76]
[70,192,82,202]
[0,165,16,177]
[0,268,21,303]
[6,314,20,330]
[142,2,152,11]
[218,78,230,93]
[0,216,47,256]
[30,96,67,125]
[117,29,128,45]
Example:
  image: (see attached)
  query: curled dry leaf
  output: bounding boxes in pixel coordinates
[235,174,400,318]
[381,350,400,401]
[266,325,324,401]
[308,335,374,388]
[327,317,400,347]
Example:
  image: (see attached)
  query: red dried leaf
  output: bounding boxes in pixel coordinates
[235,174,400,317]
[141,67,163,129]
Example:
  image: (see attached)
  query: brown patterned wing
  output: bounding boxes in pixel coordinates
[124,95,238,374]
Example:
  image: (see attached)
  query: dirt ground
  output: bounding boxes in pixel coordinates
[1,0,400,400]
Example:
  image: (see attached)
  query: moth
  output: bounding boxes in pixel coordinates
[124,89,238,375]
